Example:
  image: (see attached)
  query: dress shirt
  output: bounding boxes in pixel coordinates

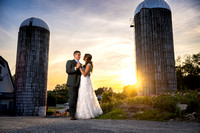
[74,59,79,71]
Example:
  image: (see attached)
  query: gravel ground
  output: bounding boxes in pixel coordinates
[0,117,199,133]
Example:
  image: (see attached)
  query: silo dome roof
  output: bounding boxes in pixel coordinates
[134,0,171,16]
[20,17,49,31]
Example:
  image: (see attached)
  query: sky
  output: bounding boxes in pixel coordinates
[0,0,200,92]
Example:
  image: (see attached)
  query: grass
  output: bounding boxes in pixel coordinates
[133,109,176,121]
[96,108,128,119]
[48,106,65,109]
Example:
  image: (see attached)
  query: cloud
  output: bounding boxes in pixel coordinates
[168,0,200,56]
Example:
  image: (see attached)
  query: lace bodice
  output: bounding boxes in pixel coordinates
[82,63,92,76]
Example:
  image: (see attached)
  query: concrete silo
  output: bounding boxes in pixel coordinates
[133,0,177,96]
[14,17,50,116]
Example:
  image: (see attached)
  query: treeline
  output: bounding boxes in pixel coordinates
[47,86,115,106]
[176,52,200,90]
[47,84,69,106]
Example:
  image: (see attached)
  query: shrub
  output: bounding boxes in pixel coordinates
[174,90,200,113]
[134,96,153,105]
[133,109,176,121]
[101,91,115,103]
[113,92,127,101]
[46,109,56,116]
[98,90,200,121]
[181,90,200,113]
[152,94,178,113]
[122,96,152,106]
[100,102,119,114]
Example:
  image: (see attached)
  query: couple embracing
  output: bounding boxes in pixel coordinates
[66,50,103,120]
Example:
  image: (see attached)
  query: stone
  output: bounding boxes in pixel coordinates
[176,103,188,111]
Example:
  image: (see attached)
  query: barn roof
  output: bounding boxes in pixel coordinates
[134,0,171,16]
[20,17,50,31]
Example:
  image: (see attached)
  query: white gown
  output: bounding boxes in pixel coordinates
[75,63,103,119]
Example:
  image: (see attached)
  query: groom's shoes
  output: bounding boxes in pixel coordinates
[70,116,76,120]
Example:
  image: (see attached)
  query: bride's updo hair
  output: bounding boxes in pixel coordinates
[83,53,93,72]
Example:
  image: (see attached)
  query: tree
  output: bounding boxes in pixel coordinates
[53,84,69,104]
[47,91,56,106]
[95,87,104,96]
[175,52,200,90]
[47,84,69,105]
[95,87,113,96]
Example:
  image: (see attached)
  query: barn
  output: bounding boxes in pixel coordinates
[0,56,15,115]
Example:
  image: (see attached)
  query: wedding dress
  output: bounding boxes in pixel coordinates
[75,63,103,119]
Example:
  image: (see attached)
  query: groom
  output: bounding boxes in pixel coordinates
[66,50,82,120]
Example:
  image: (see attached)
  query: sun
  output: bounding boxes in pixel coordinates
[120,67,137,86]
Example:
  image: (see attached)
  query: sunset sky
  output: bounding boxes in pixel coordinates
[0,0,200,92]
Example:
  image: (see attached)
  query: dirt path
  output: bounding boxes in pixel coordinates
[0,117,199,133]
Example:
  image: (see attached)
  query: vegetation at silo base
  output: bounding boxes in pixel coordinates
[96,90,200,121]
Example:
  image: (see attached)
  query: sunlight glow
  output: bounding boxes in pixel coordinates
[119,56,137,86]
[120,67,137,86]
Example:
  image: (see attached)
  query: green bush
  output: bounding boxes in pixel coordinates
[122,96,152,106]
[100,102,119,114]
[134,96,153,105]
[46,109,56,116]
[133,109,176,121]
[175,90,200,113]
[98,90,200,121]
[101,91,114,103]
[113,92,127,101]
[152,95,178,113]
[122,97,135,105]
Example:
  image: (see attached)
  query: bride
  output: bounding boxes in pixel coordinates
[75,53,103,119]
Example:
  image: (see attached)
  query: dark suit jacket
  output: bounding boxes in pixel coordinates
[66,59,81,87]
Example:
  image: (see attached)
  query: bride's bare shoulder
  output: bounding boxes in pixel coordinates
[86,63,92,67]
